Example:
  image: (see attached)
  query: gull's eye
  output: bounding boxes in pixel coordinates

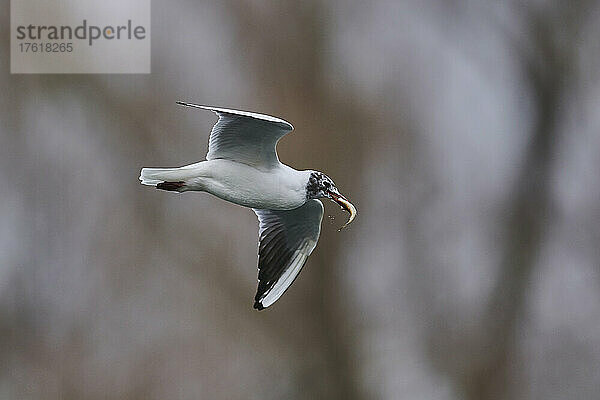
[323,181,331,188]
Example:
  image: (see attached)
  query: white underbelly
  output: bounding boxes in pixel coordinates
[186,160,307,210]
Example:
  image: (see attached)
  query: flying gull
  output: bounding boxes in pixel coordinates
[140,102,357,310]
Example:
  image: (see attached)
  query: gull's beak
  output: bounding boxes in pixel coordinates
[328,191,357,230]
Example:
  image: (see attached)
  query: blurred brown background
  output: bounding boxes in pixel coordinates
[2,0,600,399]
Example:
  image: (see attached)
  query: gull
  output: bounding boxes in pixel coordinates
[140,102,356,310]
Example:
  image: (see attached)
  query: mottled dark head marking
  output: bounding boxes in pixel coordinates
[306,171,338,199]
[306,170,357,230]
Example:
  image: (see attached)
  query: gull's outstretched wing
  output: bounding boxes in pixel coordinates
[177,102,294,169]
[252,200,324,310]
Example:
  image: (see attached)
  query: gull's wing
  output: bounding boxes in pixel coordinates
[252,200,324,310]
[177,102,294,169]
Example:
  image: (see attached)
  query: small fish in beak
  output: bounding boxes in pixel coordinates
[328,191,357,230]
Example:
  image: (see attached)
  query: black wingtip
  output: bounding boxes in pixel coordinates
[176,101,188,106]
[253,301,265,311]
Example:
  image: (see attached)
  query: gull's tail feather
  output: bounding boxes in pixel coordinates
[139,167,188,191]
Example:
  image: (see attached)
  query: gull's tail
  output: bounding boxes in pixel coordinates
[139,167,187,191]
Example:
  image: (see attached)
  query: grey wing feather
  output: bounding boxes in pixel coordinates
[176,102,293,169]
[253,200,324,310]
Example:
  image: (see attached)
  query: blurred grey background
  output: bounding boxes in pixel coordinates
[2,0,600,399]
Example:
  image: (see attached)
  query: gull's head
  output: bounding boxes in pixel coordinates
[306,171,357,230]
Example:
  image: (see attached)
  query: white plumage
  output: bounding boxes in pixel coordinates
[140,102,356,310]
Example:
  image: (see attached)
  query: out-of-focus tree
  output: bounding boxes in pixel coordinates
[1,0,600,399]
